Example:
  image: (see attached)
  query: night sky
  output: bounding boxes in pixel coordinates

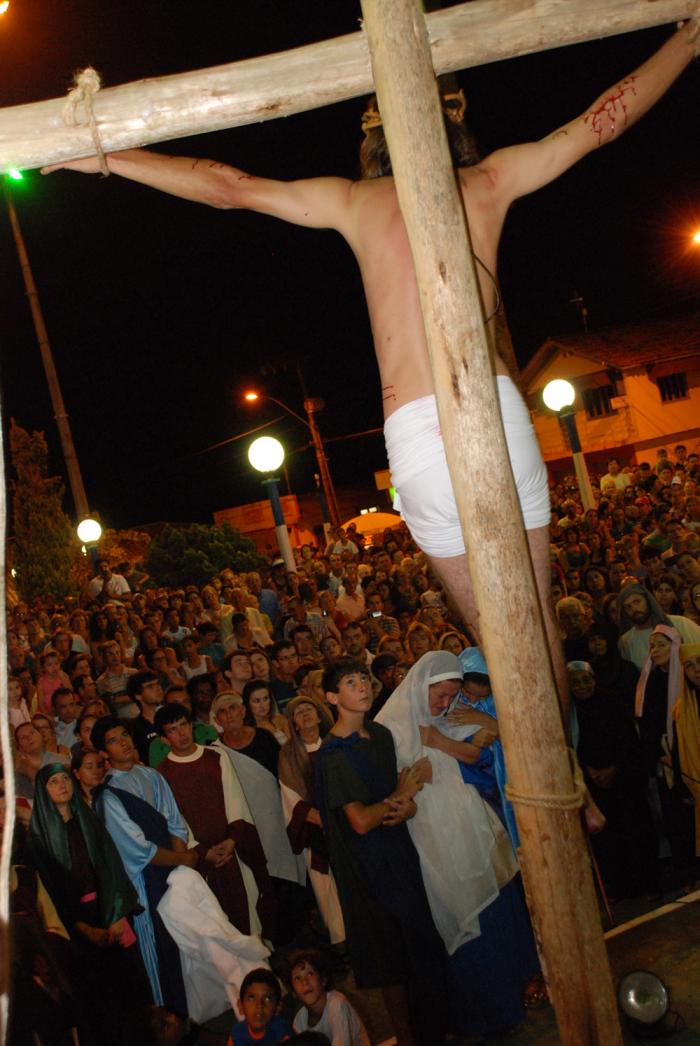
[1,1,699,530]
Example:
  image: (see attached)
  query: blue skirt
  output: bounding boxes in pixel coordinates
[447,874,540,1035]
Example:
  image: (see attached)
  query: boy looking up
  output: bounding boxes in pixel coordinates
[228,968,291,1046]
[318,658,446,1046]
[289,948,369,1045]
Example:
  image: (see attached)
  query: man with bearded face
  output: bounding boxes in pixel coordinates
[617,583,700,671]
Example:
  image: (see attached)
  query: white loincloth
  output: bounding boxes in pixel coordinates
[384,375,550,557]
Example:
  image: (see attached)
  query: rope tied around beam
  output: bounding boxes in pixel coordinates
[504,748,586,811]
[62,68,110,176]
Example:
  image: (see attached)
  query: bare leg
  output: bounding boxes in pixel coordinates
[524,524,570,729]
[427,551,482,643]
[427,523,569,726]
[382,984,416,1046]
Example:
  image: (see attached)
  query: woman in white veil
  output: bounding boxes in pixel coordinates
[377,650,541,1038]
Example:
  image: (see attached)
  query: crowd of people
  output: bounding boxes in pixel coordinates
[4,443,700,1045]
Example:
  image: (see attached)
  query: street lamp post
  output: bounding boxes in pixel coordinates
[244,390,340,527]
[248,436,296,572]
[76,515,103,570]
[4,177,90,520]
[542,379,595,511]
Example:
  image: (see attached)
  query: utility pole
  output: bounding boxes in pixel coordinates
[304,397,341,527]
[5,189,89,520]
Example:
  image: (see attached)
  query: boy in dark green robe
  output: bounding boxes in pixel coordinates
[317,658,447,1046]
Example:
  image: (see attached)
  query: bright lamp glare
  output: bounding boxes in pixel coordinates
[244,391,259,402]
[77,517,102,544]
[0,3,10,16]
[693,230,700,245]
[248,436,285,473]
[8,168,23,181]
[542,379,576,412]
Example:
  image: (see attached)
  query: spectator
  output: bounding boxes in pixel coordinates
[269,641,300,712]
[87,559,131,601]
[212,693,281,778]
[289,949,368,1044]
[155,702,275,941]
[278,699,345,950]
[617,584,700,670]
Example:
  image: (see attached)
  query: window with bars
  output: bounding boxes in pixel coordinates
[657,372,688,403]
[581,385,616,419]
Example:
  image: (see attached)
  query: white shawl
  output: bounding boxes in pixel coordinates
[376,651,517,954]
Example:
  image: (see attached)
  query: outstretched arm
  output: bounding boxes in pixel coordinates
[43,148,354,232]
[483,20,698,205]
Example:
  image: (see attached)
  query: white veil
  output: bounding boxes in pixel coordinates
[376,650,517,954]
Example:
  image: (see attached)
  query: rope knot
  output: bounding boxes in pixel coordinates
[504,748,586,812]
[62,67,110,176]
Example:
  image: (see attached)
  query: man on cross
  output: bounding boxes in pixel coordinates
[45,20,699,701]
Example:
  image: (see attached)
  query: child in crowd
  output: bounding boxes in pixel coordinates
[318,658,448,1046]
[290,949,369,1045]
[197,622,225,667]
[229,968,292,1046]
[8,675,31,729]
[35,650,70,716]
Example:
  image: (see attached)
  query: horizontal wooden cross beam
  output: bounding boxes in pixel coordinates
[0,0,695,171]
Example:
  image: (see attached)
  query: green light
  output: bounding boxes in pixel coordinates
[7,169,23,181]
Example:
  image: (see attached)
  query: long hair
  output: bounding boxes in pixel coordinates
[279,695,334,798]
[359,95,480,180]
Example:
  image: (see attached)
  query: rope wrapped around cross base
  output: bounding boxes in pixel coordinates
[62,67,110,176]
[505,748,586,811]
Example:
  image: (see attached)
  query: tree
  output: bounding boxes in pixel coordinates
[10,420,77,602]
[144,523,264,587]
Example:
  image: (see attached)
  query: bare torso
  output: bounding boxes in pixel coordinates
[341,168,510,419]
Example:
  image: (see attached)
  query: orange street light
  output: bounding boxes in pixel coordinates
[244,391,259,402]
[692,230,700,245]
[0,2,10,15]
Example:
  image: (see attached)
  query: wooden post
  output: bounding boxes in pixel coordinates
[0,0,695,171]
[359,1,622,1043]
[0,415,12,1046]
[5,191,90,521]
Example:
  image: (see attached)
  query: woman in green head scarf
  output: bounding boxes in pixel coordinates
[29,763,152,1043]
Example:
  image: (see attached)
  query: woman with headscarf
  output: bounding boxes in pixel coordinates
[586,623,639,716]
[28,763,151,1044]
[674,643,700,889]
[635,624,695,877]
[278,695,345,950]
[376,651,539,1039]
[567,661,658,898]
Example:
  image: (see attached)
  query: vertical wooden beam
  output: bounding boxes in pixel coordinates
[0,413,12,1046]
[358,2,622,1043]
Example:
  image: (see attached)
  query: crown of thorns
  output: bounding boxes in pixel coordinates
[361,88,467,134]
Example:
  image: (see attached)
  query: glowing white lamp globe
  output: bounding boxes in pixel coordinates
[248,436,285,474]
[77,517,102,545]
[542,379,576,412]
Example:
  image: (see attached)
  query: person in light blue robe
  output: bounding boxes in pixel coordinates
[93,723,191,1014]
